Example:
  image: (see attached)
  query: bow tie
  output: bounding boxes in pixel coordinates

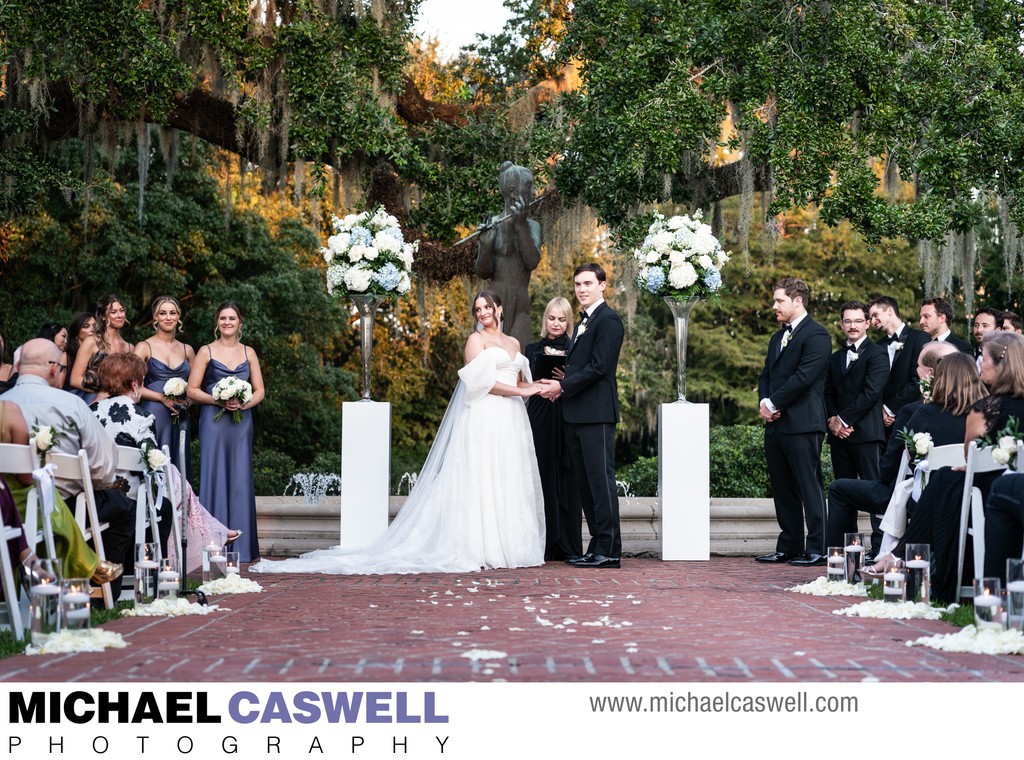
[782,324,792,334]
[579,310,589,323]
[885,333,899,344]
[845,344,859,353]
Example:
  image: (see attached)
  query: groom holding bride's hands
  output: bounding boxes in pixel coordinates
[539,264,625,568]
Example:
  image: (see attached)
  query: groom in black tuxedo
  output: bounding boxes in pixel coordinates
[756,277,831,566]
[539,263,624,568]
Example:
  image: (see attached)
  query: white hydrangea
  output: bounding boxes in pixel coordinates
[668,262,698,289]
[326,264,347,295]
[344,266,373,293]
[328,232,349,253]
[362,246,379,261]
[348,244,366,263]
[374,230,401,253]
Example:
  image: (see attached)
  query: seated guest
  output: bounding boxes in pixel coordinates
[873,332,1024,601]
[0,331,14,393]
[984,473,1024,582]
[0,340,123,587]
[91,353,173,558]
[92,353,239,573]
[825,343,972,549]
[0,399,45,578]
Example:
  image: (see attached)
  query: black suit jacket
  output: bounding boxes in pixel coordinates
[878,401,966,484]
[877,325,929,415]
[757,316,831,434]
[561,301,624,425]
[824,339,889,444]
[939,331,973,354]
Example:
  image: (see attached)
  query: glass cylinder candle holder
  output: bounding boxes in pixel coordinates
[157,558,179,600]
[1006,559,1024,633]
[904,543,931,605]
[843,533,865,584]
[883,558,906,603]
[134,542,159,607]
[826,546,845,581]
[225,552,240,576]
[28,558,62,646]
[61,577,91,632]
[973,578,1004,630]
[202,543,225,584]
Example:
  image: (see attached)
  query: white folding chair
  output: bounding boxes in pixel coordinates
[957,442,1008,599]
[172,430,187,577]
[47,448,114,609]
[116,445,168,562]
[880,444,966,555]
[0,443,47,640]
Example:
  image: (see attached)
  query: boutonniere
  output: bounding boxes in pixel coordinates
[891,341,904,352]
[848,351,860,363]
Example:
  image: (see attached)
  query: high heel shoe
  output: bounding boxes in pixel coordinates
[225,530,243,546]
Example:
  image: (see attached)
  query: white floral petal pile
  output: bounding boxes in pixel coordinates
[122,598,222,617]
[787,576,868,596]
[833,600,955,619]
[907,625,1024,655]
[460,649,507,661]
[198,576,263,594]
[26,629,127,655]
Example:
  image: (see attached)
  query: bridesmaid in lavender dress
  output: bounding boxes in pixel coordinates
[135,296,196,481]
[187,301,265,563]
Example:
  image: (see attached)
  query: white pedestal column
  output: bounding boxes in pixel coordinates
[658,402,710,560]
[340,401,392,548]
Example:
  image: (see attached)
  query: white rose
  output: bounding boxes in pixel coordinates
[362,245,379,261]
[163,378,187,397]
[697,254,714,270]
[999,436,1016,451]
[146,448,169,470]
[321,247,334,264]
[652,230,676,253]
[398,273,411,294]
[668,262,698,289]
[344,266,373,292]
[994,447,1011,465]
[716,249,731,267]
[241,387,253,404]
[666,215,685,230]
[35,427,53,451]
[668,251,685,265]
[341,213,359,229]
[348,244,366,263]
[915,438,930,456]
[399,245,415,270]
[645,250,661,264]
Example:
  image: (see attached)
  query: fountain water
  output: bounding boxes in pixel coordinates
[395,472,418,495]
[286,472,341,506]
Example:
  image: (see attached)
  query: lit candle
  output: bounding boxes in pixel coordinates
[157,571,179,581]
[157,581,179,593]
[905,559,929,569]
[974,594,1001,608]
[30,583,60,596]
[62,591,90,605]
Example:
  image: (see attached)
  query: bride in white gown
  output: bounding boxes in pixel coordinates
[250,291,546,575]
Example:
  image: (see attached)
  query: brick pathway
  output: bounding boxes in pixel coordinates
[3,557,1022,682]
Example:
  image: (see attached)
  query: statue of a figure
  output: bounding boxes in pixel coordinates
[475,161,542,347]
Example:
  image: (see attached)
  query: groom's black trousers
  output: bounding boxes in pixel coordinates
[565,421,620,558]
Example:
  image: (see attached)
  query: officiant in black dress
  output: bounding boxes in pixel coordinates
[525,297,579,561]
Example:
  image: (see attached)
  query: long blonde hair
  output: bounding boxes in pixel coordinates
[929,352,986,415]
[983,332,1024,398]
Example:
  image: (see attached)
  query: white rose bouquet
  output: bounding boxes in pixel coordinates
[211,376,254,424]
[633,210,729,302]
[139,440,169,476]
[897,427,933,466]
[162,377,189,419]
[977,416,1021,470]
[322,206,417,300]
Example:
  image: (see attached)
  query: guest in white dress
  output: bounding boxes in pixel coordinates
[251,290,546,575]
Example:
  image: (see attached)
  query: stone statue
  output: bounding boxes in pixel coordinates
[476,161,542,347]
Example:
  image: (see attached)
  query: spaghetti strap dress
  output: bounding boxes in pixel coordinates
[198,347,258,562]
[141,340,192,482]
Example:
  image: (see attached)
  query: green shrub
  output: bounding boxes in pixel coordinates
[253,449,297,496]
[616,425,835,498]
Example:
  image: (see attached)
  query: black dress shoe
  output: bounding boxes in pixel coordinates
[788,553,826,567]
[565,553,591,565]
[754,551,794,563]
[573,555,620,568]
[864,549,879,564]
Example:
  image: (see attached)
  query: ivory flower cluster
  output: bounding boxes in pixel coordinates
[162,377,187,399]
[323,207,416,298]
[212,375,253,424]
[198,575,264,594]
[633,211,729,300]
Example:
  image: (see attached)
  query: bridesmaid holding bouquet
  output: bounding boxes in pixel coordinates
[135,296,196,480]
[187,301,265,563]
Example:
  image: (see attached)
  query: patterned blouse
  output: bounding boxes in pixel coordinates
[91,395,158,500]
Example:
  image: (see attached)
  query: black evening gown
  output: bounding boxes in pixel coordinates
[524,334,573,560]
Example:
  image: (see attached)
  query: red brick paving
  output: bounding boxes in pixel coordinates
[3,557,1022,682]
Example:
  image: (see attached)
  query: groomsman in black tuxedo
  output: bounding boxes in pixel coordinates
[755,277,832,567]
[919,296,972,353]
[824,301,889,483]
[972,307,1003,369]
[538,263,624,569]
[868,296,930,437]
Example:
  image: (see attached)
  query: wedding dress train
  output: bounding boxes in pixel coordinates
[250,347,545,575]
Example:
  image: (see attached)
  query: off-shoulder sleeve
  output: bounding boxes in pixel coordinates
[458,350,499,404]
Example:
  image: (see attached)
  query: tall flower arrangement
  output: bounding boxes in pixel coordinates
[633,211,729,301]
[322,207,416,300]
